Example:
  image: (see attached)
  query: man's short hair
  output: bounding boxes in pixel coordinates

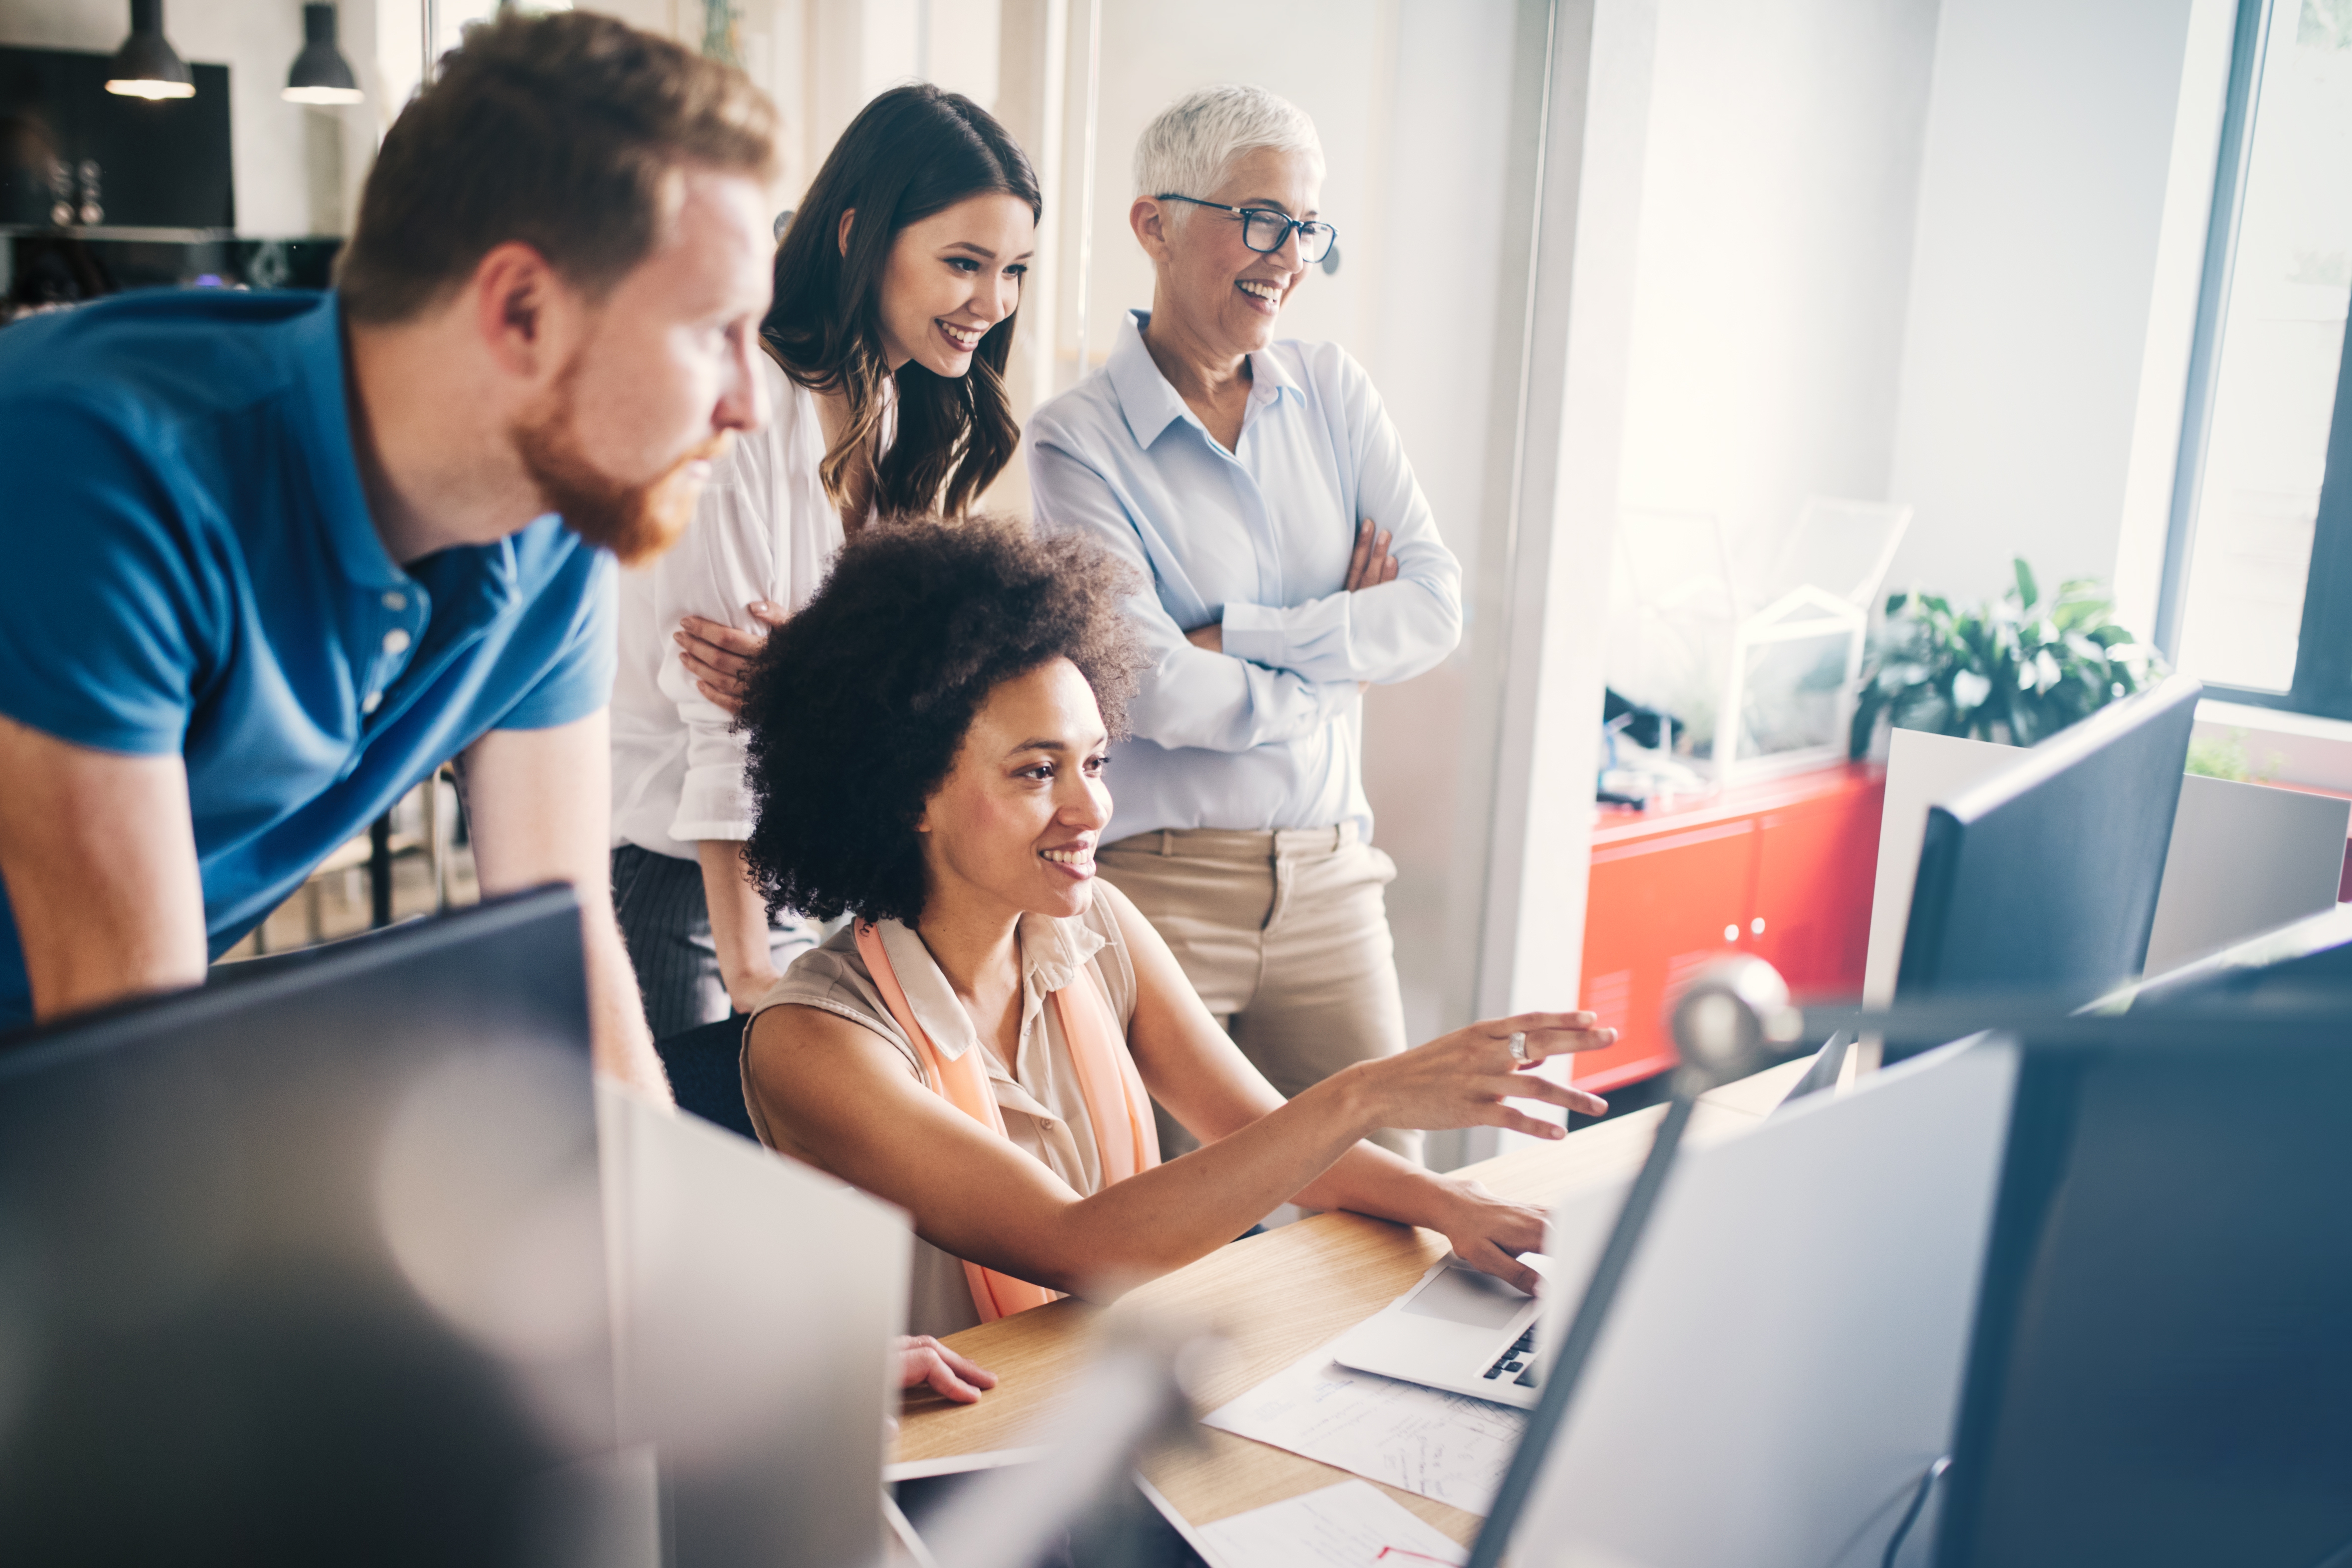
[1131,84,1323,204]
[336,11,778,324]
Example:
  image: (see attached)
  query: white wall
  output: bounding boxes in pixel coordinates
[0,0,377,236]
[1614,0,1940,587]
[1884,0,2225,611]
[1063,0,1385,377]
[1352,0,1530,1045]
[1604,0,2234,717]
[740,0,1003,210]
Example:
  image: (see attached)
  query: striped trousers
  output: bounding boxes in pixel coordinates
[609,843,819,1040]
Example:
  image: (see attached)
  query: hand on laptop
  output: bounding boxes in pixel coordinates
[1321,1011,1611,1294]
[897,1334,997,1404]
[1430,1178,1553,1295]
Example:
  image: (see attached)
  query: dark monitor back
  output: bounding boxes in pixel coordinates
[1936,1016,2352,1568]
[1895,676,2201,1015]
[0,889,614,1568]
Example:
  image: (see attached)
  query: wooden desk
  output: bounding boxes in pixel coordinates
[894,1058,1814,1546]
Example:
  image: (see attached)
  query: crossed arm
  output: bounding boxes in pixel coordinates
[1022,409,1459,753]
[1183,518,1400,660]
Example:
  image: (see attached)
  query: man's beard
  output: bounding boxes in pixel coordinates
[514,360,733,567]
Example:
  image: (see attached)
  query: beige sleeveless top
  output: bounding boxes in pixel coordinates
[741,885,1142,1338]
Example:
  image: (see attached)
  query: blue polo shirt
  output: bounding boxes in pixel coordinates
[0,290,616,1027]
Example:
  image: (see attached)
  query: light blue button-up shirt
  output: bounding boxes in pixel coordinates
[1026,310,1462,842]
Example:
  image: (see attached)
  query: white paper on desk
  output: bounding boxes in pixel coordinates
[1196,1479,1467,1568]
[1200,1344,1526,1515]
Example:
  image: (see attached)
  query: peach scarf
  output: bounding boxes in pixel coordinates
[853,920,1161,1324]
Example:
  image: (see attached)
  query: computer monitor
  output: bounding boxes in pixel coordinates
[0,888,620,1567]
[1481,1037,2018,1568]
[1782,675,2204,1097]
[1934,1011,2352,1568]
[1890,675,2201,1040]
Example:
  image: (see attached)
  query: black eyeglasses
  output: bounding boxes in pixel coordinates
[1157,195,1338,265]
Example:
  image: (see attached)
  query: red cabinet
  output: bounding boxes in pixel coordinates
[1572,765,1884,1094]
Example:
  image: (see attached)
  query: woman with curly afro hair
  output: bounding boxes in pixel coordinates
[736,515,1617,1341]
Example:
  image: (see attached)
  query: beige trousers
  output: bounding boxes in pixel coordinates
[1097,824,1419,1163]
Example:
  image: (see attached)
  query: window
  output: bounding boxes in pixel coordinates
[2160,0,2352,718]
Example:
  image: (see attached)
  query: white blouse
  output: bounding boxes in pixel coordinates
[610,355,843,860]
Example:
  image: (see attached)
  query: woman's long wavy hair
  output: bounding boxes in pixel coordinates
[764,85,1040,519]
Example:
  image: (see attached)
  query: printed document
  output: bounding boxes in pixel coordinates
[1200,1343,1527,1514]
[1196,1479,1467,1568]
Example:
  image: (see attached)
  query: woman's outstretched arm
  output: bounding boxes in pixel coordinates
[1108,883,1613,1292]
[745,1000,1393,1295]
[743,901,1611,1301]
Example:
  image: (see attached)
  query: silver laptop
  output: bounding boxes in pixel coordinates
[1328,1257,1546,1407]
[1329,1239,1593,1408]
[1330,1036,2000,1422]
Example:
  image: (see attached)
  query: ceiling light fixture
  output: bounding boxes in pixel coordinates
[284,3,363,106]
[104,0,196,100]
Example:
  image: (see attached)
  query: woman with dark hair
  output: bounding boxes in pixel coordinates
[610,84,1039,1036]
[737,516,1617,1340]
[760,85,1036,520]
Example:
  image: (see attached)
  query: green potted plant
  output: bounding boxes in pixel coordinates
[1848,558,2164,760]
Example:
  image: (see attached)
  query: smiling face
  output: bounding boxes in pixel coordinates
[871,191,1036,376]
[518,165,774,562]
[916,659,1112,926]
[1148,145,1323,359]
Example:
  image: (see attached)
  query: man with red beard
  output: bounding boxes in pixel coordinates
[0,11,776,1097]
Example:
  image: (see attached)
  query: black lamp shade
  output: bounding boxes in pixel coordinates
[105,0,195,99]
[285,4,362,105]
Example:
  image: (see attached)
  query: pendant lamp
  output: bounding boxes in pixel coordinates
[284,4,363,105]
[104,0,196,100]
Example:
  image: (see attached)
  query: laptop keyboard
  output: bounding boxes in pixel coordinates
[1482,1326,1541,1388]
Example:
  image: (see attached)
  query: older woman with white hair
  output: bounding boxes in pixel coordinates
[1026,86,1467,1162]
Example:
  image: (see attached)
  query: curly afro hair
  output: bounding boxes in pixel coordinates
[739,513,1147,926]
